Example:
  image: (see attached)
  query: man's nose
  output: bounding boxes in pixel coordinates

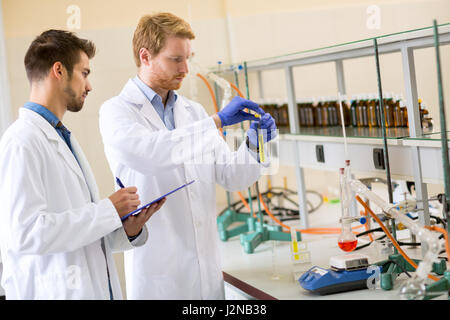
[86,79,92,92]
[180,59,189,74]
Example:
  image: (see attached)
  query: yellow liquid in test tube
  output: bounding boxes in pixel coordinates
[254,113,265,163]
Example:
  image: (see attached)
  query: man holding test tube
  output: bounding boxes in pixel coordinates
[0,30,165,299]
[99,12,277,299]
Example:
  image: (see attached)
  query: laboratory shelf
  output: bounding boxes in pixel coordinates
[242,23,450,72]
[224,21,450,229]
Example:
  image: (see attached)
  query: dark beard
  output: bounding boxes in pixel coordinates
[64,85,83,112]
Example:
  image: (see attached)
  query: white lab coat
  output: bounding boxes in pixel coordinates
[99,79,262,299]
[0,108,148,300]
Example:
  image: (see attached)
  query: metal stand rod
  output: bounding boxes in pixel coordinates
[433,20,450,237]
[373,37,397,250]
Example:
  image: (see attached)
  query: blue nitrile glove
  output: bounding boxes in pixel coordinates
[246,113,277,149]
[217,96,265,127]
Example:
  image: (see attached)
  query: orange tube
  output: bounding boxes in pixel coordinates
[259,193,364,234]
[355,195,440,282]
[237,191,251,212]
[229,81,245,98]
[197,73,220,113]
[425,226,450,262]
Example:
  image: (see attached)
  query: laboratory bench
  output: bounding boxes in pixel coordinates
[219,201,449,300]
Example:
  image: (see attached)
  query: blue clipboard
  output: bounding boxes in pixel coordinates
[121,180,195,221]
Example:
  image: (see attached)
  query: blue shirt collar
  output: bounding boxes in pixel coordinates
[132,75,178,107]
[23,101,61,129]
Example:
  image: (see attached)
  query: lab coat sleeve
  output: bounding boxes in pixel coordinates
[99,99,221,176]
[105,224,148,252]
[212,134,263,192]
[0,140,123,256]
[192,107,264,192]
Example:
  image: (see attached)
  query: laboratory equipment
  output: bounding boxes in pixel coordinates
[290,228,311,281]
[350,179,448,299]
[299,254,381,295]
[337,165,358,252]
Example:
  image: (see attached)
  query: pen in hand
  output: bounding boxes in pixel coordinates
[116,177,125,189]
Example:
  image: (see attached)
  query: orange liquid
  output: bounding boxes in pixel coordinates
[338,240,358,252]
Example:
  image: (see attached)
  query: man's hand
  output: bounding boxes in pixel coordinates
[122,198,166,237]
[247,113,277,147]
[215,96,265,128]
[109,187,141,218]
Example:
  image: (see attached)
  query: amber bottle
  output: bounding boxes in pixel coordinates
[368,95,378,128]
[321,100,329,127]
[393,98,402,128]
[314,101,323,127]
[350,98,358,127]
[384,98,395,128]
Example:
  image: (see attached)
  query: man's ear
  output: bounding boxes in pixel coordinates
[51,62,65,80]
[139,48,152,67]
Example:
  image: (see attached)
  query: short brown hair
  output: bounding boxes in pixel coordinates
[24,29,96,82]
[132,12,195,67]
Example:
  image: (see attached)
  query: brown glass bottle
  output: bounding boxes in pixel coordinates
[368,96,378,128]
[350,99,358,127]
[384,98,395,128]
[305,102,314,126]
[401,104,408,128]
[328,101,338,126]
[357,98,368,127]
[314,101,323,127]
[321,100,329,127]
[337,99,351,126]
[280,102,289,127]
[298,102,306,127]
[393,99,402,128]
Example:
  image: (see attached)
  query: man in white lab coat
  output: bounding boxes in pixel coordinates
[99,13,277,300]
[0,30,165,299]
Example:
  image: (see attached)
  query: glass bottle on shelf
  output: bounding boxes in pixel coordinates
[368,94,378,128]
[375,96,382,127]
[350,95,358,127]
[305,100,314,127]
[328,99,338,126]
[321,98,329,127]
[337,96,350,127]
[357,95,368,127]
[297,100,306,127]
[400,100,409,128]
[384,97,395,128]
[280,99,290,128]
[314,100,323,127]
[393,95,402,128]
[356,95,363,127]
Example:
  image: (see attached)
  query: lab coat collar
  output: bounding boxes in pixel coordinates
[119,79,193,130]
[19,108,86,182]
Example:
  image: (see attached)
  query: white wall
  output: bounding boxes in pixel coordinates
[0,0,11,136]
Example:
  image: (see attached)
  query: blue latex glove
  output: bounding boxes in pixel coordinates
[247,113,277,148]
[217,96,265,127]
